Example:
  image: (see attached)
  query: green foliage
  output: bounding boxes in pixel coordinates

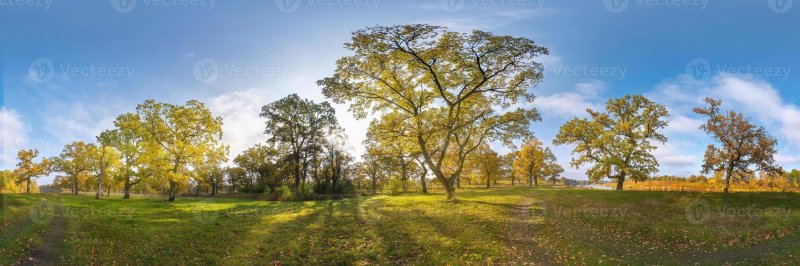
[319,24,548,200]
[267,185,315,201]
[554,95,669,190]
[694,98,781,192]
[383,178,414,195]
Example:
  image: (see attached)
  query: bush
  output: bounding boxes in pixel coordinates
[383,178,415,195]
[267,185,314,201]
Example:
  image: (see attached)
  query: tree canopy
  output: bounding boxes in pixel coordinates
[319,24,547,201]
[693,97,781,193]
[554,95,669,190]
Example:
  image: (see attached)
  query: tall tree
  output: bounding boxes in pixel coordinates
[260,94,338,188]
[319,24,545,201]
[554,95,669,190]
[544,151,564,186]
[137,99,224,201]
[53,141,95,194]
[108,113,161,199]
[693,98,781,193]
[195,144,229,195]
[95,130,122,199]
[13,149,51,194]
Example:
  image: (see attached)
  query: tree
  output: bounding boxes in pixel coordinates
[544,152,564,186]
[693,98,781,193]
[234,143,281,193]
[107,113,163,199]
[468,145,501,188]
[13,149,51,194]
[195,144,229,195]
[260,94,338,188]
[95,130,122,199]
[501,152,518,186]
[319,24,546,201]
[554,95,669,190]
[513,139,551,187]
[137,99,224,201]
[365,113,421,192]
[53,141,95,194]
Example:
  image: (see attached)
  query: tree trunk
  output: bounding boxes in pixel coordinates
[615,176,625,191]
[371,176,377,195]
[168,181,176,201]
[533,175,538,187]
[26,178,32,194]
[486,174,490,188]
[124,179,131,199]
[73,178,79,195]
[445,184,456,202]
[420,162,428,194]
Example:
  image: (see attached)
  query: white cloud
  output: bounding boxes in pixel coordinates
[41,102,115,145]
[535,80,604,117]
[207,89,268,162]
[207,89,370,162]
[1,108,30,168]
[665,115,703,134]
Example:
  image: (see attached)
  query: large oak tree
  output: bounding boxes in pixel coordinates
[693,98,781,193]
[137,99,224,201]
[319,24,546,201]
[260,94,338,188]
[554,95,669,190]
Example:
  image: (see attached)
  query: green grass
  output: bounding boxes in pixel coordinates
[2,188,800,265]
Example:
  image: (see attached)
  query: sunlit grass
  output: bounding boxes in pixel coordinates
[2,188,800,265]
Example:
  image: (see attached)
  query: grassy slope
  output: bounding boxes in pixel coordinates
[2,188,800,265]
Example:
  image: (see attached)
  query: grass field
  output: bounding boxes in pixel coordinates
[2,188,800,265]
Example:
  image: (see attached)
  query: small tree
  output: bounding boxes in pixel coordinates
[693,98,781,193]
[13,149,51,194]
[554,95,669,190]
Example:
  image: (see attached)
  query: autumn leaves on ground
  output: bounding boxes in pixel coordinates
[2,188,800,265]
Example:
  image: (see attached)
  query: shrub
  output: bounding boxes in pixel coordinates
[267,185,314,201]
[383,178,415,195]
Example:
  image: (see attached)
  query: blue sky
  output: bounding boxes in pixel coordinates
[2,0,799,184]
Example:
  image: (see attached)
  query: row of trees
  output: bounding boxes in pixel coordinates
[2,24,784,199]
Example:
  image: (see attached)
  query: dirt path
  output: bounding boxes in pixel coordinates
[505,196,556,265]
[18,204,66,266]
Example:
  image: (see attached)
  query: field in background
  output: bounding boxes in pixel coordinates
[600,180,800,193]
[3,188,800,265]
